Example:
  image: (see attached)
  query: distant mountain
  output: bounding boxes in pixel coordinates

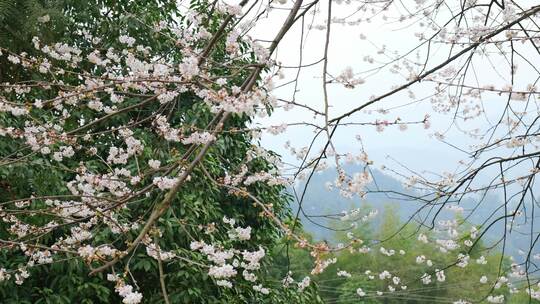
[289,164,539,260]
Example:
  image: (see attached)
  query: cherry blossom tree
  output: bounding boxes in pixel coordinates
[1,0,540,303]
[0,1,320,302]
[273,0,540,303]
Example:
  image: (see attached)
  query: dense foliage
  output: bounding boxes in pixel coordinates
[0,0,320,303]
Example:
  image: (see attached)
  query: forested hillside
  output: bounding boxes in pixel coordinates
[293,164,539,261]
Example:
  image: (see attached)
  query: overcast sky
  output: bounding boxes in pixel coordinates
[242,1,539,186]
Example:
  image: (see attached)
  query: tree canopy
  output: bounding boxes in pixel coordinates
[1,0,540,303]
